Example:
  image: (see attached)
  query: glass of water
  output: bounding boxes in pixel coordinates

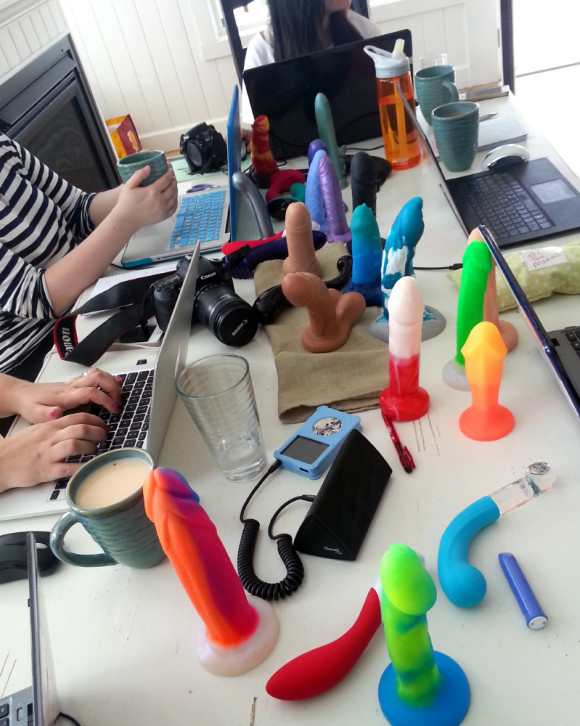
[176,354,267,482]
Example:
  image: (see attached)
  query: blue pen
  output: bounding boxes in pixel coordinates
[498,552,548,630]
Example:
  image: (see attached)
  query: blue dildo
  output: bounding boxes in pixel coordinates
[343,204,383,306]
[381,197,425,319]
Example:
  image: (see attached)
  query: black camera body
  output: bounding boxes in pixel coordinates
[179,122,227,174]
[152,256,259,347]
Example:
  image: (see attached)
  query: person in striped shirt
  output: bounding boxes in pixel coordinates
[0,368,122,491]
[0,132,177,383]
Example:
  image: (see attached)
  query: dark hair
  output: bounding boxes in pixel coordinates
[268,1,363,62]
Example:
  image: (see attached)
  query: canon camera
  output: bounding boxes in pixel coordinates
[152,255,259,347]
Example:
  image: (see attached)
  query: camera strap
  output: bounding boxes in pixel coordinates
[53,271,170,366]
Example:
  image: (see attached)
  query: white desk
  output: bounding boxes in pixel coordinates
[2,95,580,725]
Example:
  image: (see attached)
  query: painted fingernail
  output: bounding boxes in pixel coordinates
[49,408,58,419]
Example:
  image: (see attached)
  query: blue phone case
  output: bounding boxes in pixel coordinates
[274,406,362,479]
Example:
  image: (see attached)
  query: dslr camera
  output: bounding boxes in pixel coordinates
[152,255,259,347]
[179,122,228,174]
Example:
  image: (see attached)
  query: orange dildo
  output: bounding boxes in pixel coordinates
[282,271,366,353]
[143,467,279,675]
[459,321,515,441]
[282,201,322,277]
[467,228,518,352]
[251,114,278,180]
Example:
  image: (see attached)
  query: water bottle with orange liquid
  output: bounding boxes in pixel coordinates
[364,40,421,171]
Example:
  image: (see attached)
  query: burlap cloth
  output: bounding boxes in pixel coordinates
[253,243,389,423]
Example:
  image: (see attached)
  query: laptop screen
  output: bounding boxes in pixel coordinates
[243,30,413,160]
[226,85,242,242]
[479,224,580,418]
[28,532,59,726]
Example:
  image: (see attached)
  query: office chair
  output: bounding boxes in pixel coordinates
[219,0,370,84]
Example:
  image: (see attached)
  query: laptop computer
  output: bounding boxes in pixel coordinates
[398,85,580,249]
[120,85,246,267]
[480,224,580,418]
[243,30,413,160]
[0,243,200,522]
[0,533,60,726]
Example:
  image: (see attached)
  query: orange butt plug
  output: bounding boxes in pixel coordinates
[459,321,514,441]
[282,271,366,353]
[143,467,279,675]
[282,201,322,277]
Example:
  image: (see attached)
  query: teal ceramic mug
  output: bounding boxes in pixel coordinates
[117,149,168,186]
[50,448,165,568]
[414,65,459,125]
[432,101,480,172]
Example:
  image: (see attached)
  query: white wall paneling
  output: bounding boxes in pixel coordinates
[0,0,67,80]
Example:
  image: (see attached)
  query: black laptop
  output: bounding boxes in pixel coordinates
[447,158,580,248]
[399,86,580,249]
[480,224,580,418]
[243,30,413,160]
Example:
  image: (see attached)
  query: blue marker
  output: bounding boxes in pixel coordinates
[498,552,548,630]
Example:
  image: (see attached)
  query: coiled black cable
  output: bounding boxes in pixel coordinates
[237,460,313,601]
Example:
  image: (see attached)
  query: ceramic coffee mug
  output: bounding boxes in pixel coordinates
[50,448,165,568]
[414,65,459,125]
[432,101,480,172]
[117,149,167,186]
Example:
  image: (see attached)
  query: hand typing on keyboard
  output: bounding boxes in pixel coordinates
[2,368,123,424]
[0,368,123,494]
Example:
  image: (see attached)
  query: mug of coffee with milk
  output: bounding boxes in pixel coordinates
[50,448,165,568]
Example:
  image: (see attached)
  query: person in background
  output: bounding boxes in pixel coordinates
[241,0,381,124]
[0,132,178,382]
[0,368,122,491]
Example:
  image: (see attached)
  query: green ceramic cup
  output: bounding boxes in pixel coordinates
[432,101,480,172]
[415,65,459,125]
[49,448,165,569]
[117,149,168,186]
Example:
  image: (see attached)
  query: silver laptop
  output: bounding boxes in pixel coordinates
[120,86,245,268]
[0,243,200,522]
[480,224,580,419]
[0,533,59,726]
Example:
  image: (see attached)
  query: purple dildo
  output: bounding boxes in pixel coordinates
[319,154,352,245]
[308,138,328,165]
[305,148,329,234]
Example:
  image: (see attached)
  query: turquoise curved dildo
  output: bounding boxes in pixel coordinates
[378,544,470,726]
[438,497,500,608]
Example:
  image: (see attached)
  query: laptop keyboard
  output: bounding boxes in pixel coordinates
[169,189,227,248]
[463,174,553,239]
[0,700,32,726]
[563,327,580,357]
[50,369,154,501]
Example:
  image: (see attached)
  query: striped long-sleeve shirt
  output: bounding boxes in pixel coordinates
[0,133,96,372]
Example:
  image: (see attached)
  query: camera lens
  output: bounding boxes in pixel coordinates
[185,140,203,171]
[196,288,259,346]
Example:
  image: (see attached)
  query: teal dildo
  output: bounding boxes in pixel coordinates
[343,203,383,306]
[378,544,470,726]
[315,92,346,189]
[442,240,492,390]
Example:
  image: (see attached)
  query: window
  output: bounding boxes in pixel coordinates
[207,0,270,41]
